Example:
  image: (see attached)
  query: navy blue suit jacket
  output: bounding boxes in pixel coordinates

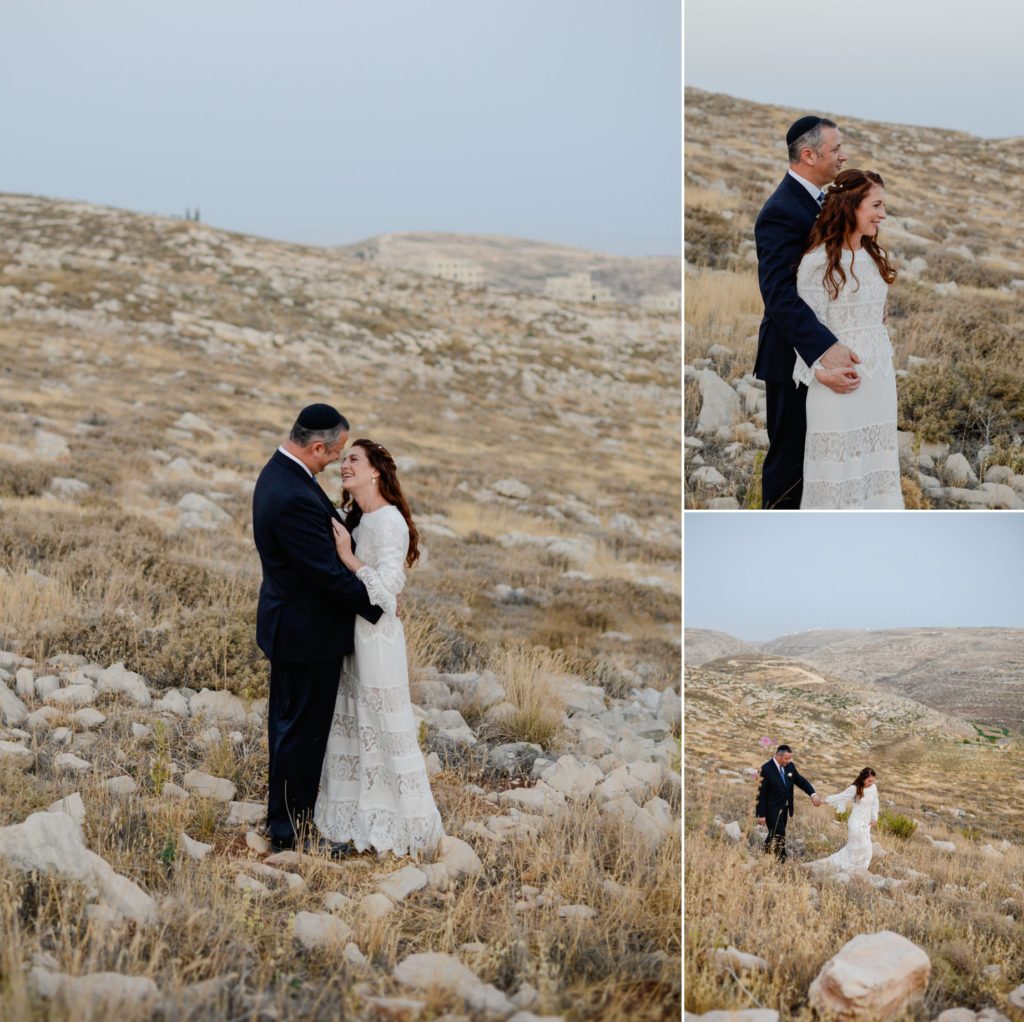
[252,451,382,664]
[755,758,816,821]
[753,174,838,383]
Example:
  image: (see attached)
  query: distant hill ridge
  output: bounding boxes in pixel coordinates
[340,231,681,302]
[686,627,1024,731]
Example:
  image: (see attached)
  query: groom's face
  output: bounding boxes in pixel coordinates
[776,751,793,768]
[309,432,348,474]
[808,127,846,186]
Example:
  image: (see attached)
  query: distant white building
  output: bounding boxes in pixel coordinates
[430,258,484,287]
[640,292,681,313]
[543,272,614,303]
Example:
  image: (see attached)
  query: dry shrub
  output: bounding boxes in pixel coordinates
[484,644,569,749]
[898,361,1024,453]
[684,209,747,269]
[0,461,52,497]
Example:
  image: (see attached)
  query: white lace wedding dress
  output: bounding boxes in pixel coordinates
[313,505,444,856]
[795,246,904,508]
[807,784,879,876]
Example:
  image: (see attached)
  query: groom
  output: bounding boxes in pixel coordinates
[252,403,382,853]
[756,744,821,861]
[753,115,862,509]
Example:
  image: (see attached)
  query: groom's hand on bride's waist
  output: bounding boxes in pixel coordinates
[819,342,861,370]
[815,364,861,394]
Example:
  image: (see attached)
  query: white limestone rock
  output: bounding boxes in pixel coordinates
[154,690,190,716]
[540,756,603,803]
[378,864,428,902]
[55,752,92,774]
[0,811,155,923]
[808,930,930,1021]
[72,708,107,730]
[227,800,265,825]
[104,776,139,796]
[712,946,768,974]
[46,683,97,708]
[0,740,34,769]
[190,688,247,726]
[47,792,86,826]
[180,832,214,860]
[360,892,395,921]
[294,910,352,949]
[183,770,236,801]
[696,369,741,435]
[96,663,151,707]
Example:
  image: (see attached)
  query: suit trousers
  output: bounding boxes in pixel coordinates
[762,380,808,510]
[763,803,790,861]
[266,657,343,846]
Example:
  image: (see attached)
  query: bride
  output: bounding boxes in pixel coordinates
[313,438,444,856]
[795,169,904,508]
[807,767,879,876]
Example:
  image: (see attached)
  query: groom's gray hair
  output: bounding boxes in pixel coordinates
[787,118,838,163]
[289,417,348,449]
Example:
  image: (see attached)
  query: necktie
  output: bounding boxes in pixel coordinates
[778,763,786,783]
[817,191,826,206]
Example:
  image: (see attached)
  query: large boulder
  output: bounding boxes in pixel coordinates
[96,664,151,707]
[190,688,246,727]
[0,812,155,924]
[696,369,741,435]
[808,931,930,1020]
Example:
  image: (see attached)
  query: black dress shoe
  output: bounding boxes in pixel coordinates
[269,836,296,853]
[305,836,356,859]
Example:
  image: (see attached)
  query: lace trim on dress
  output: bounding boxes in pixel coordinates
[805,421,898,464]
[317,800,444,857]
[802,469,901,509]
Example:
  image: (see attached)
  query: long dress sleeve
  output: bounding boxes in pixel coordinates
[824,785,857,812]
[354,511,408,617]
[793,248,831,387]
[869,787,879,824]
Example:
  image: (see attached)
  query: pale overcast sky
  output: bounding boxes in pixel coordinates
[2,1,680,255]
[685,514,1024,642]
[685,0,1024,139]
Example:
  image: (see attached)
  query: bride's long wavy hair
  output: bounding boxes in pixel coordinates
[340,439,420,568]
[853,767,876,801]
[805,169,897,300]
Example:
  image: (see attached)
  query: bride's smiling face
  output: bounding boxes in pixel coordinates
[340,445,378,492]
[854,184,886,240]
[863,775,876,787]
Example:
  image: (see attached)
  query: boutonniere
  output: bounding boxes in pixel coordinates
[786,771,793,778]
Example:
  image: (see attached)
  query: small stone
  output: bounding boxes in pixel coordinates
[437,835,483,878]
[47,792,86,826]
[558,904,595,920]
[294,910,352,949]
[131,722,153,739]
[378,865,428,902]
[161,782,190,800]
[344,942,367,967]
[235,874,268,896]
[227,801,265,825]
[46,684,97,708]
[180,832,214,860]
[245,830,271,854]
[182,770,236,801]
[55,752,91,774]
[104,776,139,796]
[360,892,395,920]
[323,891,353,912]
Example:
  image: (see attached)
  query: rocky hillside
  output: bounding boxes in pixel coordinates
[340,231,681,302]
[685,653,1024,1019]
[762,627,1024,731]
[684,87,1024,510]
[0,192,681,1020]
[686,627,1024,734]
[681,628,759,666]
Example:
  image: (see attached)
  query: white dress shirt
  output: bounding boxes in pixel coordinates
[788,168,825,204]
[278,446,313,478]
